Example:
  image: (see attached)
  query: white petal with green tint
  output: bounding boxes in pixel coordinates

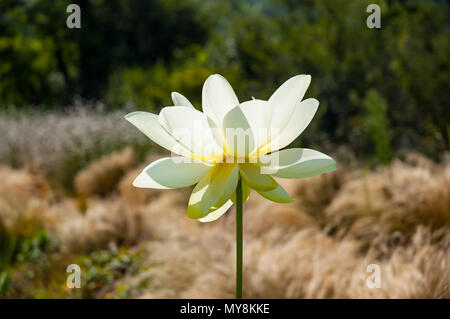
[269,75,311,134]
[199,200,233,222]
[239,164,278,191]
[188,164,239,219]
[124,111,192,158]
[239,99,273,151]
[256,182,294,203]
[206,116,226,153]
[222,105,257,157]
[260,148,336,178]
[265,98,319,153]
[133,157,212,189]
[171,92,195,109]
[202,74,239,130]
[159,106,223,159]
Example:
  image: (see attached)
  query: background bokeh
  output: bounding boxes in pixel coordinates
[0,0,449,298]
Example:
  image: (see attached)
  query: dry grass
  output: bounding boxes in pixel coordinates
[0,165,51,228]
[0,152,449,298]
[74,147,136,198]
[0,108,150,191]
[0,108,139,170]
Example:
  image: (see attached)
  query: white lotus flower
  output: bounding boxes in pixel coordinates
[125,74,336,222]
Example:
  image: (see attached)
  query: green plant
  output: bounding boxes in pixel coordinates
[0,271,10,295]
[76,247,146,298]
[0,218,53,297]
[362,89,393,164]
[0,220,50,272]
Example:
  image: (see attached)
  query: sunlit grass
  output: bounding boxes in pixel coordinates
[0,144,448,298]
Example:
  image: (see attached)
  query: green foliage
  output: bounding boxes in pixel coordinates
[76,247,147,298]
[0,0,208,105]
[0,220,50,272]
[0,219,51,297]
[1,230,148,298]
[0,0,449,159]
[0,271,10,295]
[362,89,392,164]
[0,0,78,105]
[105,52,214,111]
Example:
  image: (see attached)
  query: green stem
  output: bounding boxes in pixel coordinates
[236,179,243,299]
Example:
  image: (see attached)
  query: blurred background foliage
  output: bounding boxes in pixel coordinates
[0,0,449,163]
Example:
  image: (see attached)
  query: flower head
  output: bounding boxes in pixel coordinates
[125,74,336,222]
